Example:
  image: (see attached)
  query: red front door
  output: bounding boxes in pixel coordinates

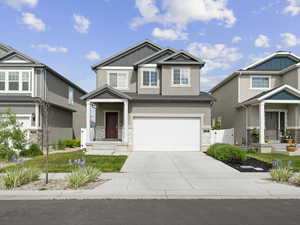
[105,112,118,139]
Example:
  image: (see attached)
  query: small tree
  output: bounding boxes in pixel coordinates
[0,110,27,160]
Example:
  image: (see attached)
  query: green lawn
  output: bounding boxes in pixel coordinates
[248,153,300,171]
[0,151,127,173]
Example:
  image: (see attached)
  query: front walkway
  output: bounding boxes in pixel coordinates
[1,152,300,199]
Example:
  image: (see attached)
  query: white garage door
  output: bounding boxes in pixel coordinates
[133,117,201,151]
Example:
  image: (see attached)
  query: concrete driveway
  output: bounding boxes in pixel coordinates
[91,151,300,198]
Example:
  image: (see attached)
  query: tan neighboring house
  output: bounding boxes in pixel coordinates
[210,51,300,152]
[81,40,214,153]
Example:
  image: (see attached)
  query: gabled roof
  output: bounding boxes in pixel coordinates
[133,48,176,66]
[158,51,205,65]
[80,84,133,100]
[210,51,300,93]
[91,40,163,70]
[243,51,300,70]
[0,43,87,94]
[238,84,300,106]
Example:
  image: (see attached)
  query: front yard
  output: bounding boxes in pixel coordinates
[248,153,300,172]
[0,151,128,173]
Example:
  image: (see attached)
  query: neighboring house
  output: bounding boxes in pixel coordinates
[81,40,214,153]
[210,51,300,152]
[0,43,86,145]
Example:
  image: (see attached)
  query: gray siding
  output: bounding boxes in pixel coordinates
[130,102,211,126]
[282,67,299,89]
[249,56,298,71]
[48,105,73,144]
[96,69,137,93]
[239,74,282,103]
[103,45,159,67]
[161,65,200,96]
[0,104,35,114]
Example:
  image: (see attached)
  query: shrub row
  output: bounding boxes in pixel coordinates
[19,144,43,158]
[53,139,81,150]
[1,167,41,189]
[207,143,247,162]
[67,166,101,189]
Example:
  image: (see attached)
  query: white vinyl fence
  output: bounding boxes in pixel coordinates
[81,128,95,149]
[210,128,234,145]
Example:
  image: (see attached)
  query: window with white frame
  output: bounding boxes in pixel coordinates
[251,76,270,89]
[108,72,128,90]
[142,69,158,87]
[172,68,190,86]
[0,70,32,93]
[68,86,74,105]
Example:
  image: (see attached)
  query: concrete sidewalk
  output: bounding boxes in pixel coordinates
[1,152,300,200]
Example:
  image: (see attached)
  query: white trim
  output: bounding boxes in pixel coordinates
[139,64,157,68]
[238,73,241,103]
[89,99,127,103]
[104,111,120,139]
[287,126,300,129]
[100,66,133,70]
[264,100,300,104]
[171,67,191,87]
[86,101,91,142]
[123,99,128,144]
[0,69,33,94]
[68,86,74,105]
[140,67,159,88]
[35,103,39,129]
[250,75,271,90]
[258,84,300,101]
[259,101,265,144]
[243,52,300,70]
[31,68,34,97]
[107,71,129,91]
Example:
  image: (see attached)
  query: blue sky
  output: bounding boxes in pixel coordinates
[1,0,300,91]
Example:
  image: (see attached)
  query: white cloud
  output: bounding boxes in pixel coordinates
[73,14,91,33]
[187,42,243,74]
[131,0,236,37]
[254,34,270,48]
[201,75,226,91]
[280,32,300,47]
[248,52,270,63]
[152,27,188,41]
[232,36,242,44]
[21,12,45,31]
[32,44,68,53]
[84,51,101,61]
[1,0,38,10]
[283,0,300,16]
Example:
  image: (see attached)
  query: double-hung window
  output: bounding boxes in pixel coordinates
[108,72,128,90]
[172,68,190,86]
[251,76,270,89]
[142,69,158,87]
[0,70,32,93]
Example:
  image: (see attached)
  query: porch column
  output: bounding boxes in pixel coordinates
[259,101,265,144]
[86,100,91,142]
[123,99,129,144]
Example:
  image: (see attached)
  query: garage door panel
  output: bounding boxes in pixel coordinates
[133,117,201,151]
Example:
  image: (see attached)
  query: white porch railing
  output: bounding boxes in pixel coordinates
[210,128,234,145]
[81,128,95,149]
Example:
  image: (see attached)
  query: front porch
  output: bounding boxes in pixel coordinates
[244,85,300,154]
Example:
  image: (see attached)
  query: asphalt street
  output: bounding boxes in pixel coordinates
[0,200,300,225]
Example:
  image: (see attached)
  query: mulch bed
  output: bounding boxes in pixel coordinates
[223,158,272,172]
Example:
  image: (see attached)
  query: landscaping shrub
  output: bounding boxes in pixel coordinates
[56,140,66,150]
[0,146,16,161]
[270,168,293,182]
[63,139,80,148]
[19,144,43,158]
[207,143,247,162]
[67,166,101,189]
[1,167,41,189]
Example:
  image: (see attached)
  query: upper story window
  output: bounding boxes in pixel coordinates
[251,76,270,89]
[108,72,128,90]
[172,68,190,86]
[0,70,32,93]
[142,69,158,88]
[68,86,74,105]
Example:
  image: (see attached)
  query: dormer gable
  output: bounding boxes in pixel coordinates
[244,52,300,71]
